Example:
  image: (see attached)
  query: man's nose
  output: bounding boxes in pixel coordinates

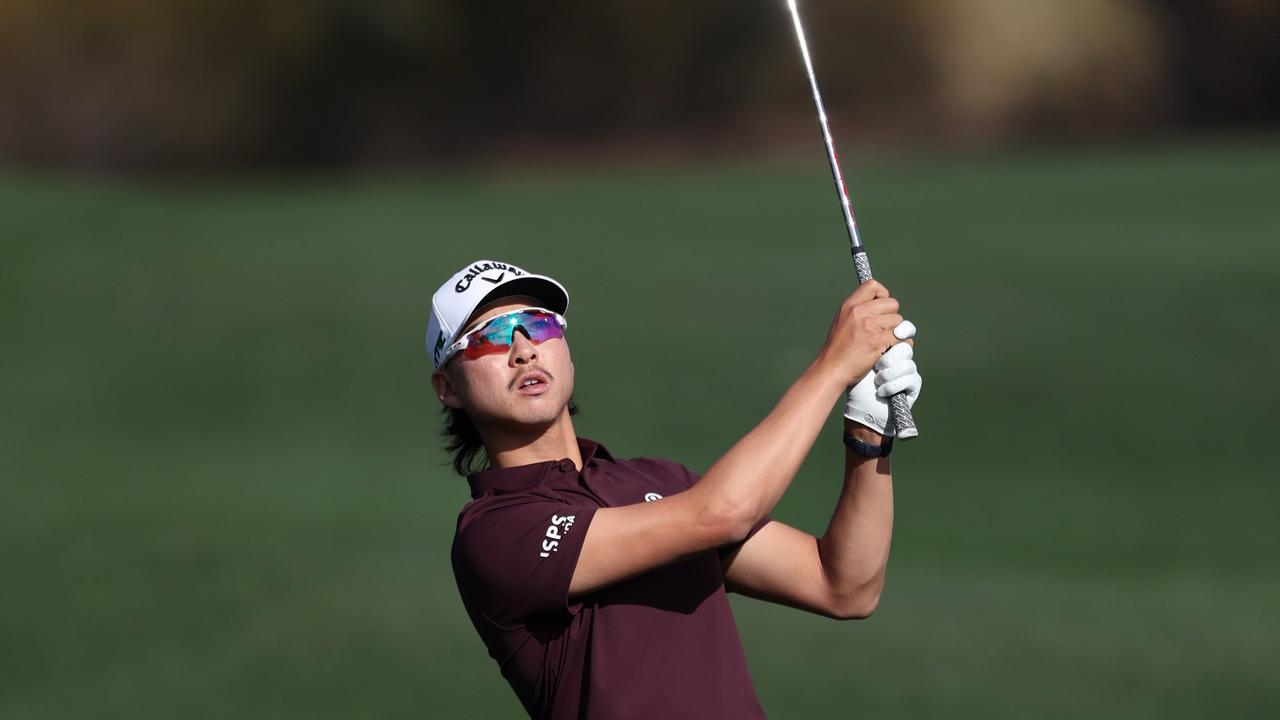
[509,327,538,365]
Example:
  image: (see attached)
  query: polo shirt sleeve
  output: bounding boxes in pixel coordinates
[452,497,598,626]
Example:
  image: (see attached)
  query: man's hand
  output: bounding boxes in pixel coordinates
[844,324,921,437]
[813,280,904,387]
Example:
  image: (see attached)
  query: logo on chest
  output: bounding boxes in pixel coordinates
[538,514,576,558]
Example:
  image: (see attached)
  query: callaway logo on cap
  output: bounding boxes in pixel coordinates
[426,259,570,368]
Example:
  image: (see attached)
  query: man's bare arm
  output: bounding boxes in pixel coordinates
[568,282,901,598]
[721,420,894,619]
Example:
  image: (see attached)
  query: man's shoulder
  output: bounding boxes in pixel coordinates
[614,453,696,476]
[451,487,599,575]
[584,438,693,478]
[606,454,700,494]
[454,485,578,532]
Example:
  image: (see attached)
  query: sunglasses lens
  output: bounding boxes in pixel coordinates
[461,332,505,360]
[522,313,564,342]
[460,310,564,360]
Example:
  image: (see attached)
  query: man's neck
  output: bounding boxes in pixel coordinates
[483,412,583,471]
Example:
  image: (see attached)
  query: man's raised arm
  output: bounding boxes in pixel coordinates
[720,334,921,618]
[569,280,904,597]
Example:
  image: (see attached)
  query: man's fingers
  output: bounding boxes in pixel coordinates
[875,342,920,396]
[877,372,921,398]
[893,320,916,340]
[875,358,916,384]
[850,279,890,303]
[874,313,904,331]
[874,341,913,371]
[861,298,900,317]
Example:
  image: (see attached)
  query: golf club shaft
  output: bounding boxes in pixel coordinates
[785,0,918,439]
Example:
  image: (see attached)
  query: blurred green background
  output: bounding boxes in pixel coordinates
[5,142,1279,718]
[3,1,1280,718]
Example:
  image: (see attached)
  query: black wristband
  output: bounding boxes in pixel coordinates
[843,432,893,457]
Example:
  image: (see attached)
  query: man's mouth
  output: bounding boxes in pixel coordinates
[513,371,551,395]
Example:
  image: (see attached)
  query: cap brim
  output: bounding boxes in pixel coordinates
[470,275,569,322]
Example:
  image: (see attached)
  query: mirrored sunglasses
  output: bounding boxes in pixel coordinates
[445,308,567,362]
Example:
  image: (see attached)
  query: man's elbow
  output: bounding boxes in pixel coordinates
[697,498,756,546]
[828,585,883,621]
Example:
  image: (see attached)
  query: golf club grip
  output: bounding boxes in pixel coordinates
[853,251,919,440]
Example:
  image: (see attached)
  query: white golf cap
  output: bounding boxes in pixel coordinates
[426,259,570,368]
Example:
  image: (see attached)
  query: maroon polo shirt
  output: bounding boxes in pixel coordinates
[451,438,769,720]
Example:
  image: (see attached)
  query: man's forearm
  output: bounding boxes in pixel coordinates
[692,362,847,538]
[816,420,895,610]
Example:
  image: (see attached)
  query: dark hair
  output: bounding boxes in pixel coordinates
[442,398,579,476]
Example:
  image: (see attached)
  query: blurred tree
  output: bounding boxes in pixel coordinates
[1155,0,1280,127]
[0,0,329,167]
[918,0,1169,139]
[0,0,1274,169]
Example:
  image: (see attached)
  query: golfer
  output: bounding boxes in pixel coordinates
[428,259,921,719]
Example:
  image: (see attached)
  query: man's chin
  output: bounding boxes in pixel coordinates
[495,404,569,431]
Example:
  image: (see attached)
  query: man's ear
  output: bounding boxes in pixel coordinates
[431,369,463,409]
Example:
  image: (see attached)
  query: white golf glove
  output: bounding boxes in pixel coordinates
[843,321,921,437]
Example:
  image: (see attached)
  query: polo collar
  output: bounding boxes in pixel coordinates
[467,437,614,498]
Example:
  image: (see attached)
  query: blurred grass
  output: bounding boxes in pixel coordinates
[2,138,1279,718]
